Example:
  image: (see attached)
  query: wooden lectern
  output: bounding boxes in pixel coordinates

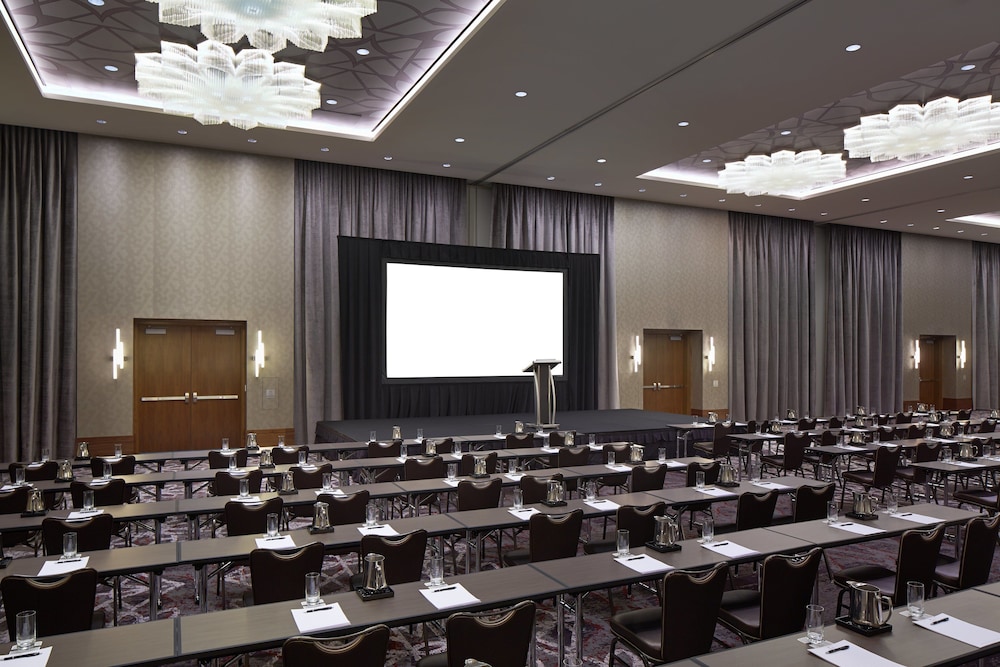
[523,359,560,431]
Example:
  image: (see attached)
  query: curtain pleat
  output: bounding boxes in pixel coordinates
[728,213,814,421]
[0,125,78,460]
[973,242,1000,407]
[491,184,619,409]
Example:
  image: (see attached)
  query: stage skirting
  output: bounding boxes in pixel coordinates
[315,409,691,451]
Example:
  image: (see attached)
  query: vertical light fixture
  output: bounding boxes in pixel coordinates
[253,330,266,378]
[112,328,125,379]
[914,339,921,369]
[707,336,716,371]
[958,339,967,369]
[631,334,642,373]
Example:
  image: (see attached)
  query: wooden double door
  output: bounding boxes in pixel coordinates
[642,332,691,415]
[133,320,246,452]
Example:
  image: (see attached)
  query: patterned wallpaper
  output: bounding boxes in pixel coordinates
[614,199,730,411]
[77,135,295,439]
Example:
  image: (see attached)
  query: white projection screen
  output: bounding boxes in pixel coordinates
[385,262,564,379]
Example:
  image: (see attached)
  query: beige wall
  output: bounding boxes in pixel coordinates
[77,135,295,440]
[614,199,729,412]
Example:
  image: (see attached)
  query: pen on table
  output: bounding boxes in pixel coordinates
[264,536,286,541]
[826,645,849,654]
[931,617,950,625]
[57,558,83,563]
[839,522,854,526]
[898,513,912,517]
[304,606,332,613]
[1,652,42,661]
[433,586,456,592]
[626,556,644,561]
[713,542,729,546]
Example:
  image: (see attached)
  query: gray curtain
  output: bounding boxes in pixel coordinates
[824,224,902,415]
[973,242,1000,408]
[293,162,467,442]
[728,213,814,421]
[491,184,619,409]
[0,125,78,460]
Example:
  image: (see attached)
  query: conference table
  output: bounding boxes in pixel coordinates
[910,456,1000,505]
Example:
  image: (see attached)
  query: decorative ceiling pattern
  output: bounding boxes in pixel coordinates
[3,0,492,134]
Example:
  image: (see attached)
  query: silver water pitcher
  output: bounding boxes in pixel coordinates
[786,409,796,420]
[27,488,45,513]
[313,502,330,530]
[939,423,954,437]
[57,459,74,482]
[856,405,867,416]
[654,515,679,547]
[281,471,295,493]
[848,581,892,627]
[959,442,979,459]
[259,449,273,468]
[515,421,524,434]
[362,553,388,591]
[718,462,736,485]
[630,444,644,463]
[245,432,258,450]
[852,492,876,516]
[392,425,402,440]
[707,412,718,424]
[473,456,488,476]
[425,440,437,456]
[77,442,90,458]
[850,431,865,444]
[565,432,575,446]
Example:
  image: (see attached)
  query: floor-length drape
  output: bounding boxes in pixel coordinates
[824,224,902,415]
[973,242,1000,408]
[491,184,618,409]
[728,213,814,421]
[0,125,78,460]
[293,162,466,442]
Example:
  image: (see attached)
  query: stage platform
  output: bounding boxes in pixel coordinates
[316,408,692,453]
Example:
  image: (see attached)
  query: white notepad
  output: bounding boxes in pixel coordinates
[700,540,758,558]
[442,479,460,487]
[229,496,262,504]
[315,488,345,497]
[254,535,296,550]
[419,583,481,610]
[357,524,399,536]
[605,464,631,472]
[891,512,939,525]
[662,460,686,469]
[694,487,736,498]
[752,481,793,490]
[504,473,524,482]
[508,508,540,520]
[290,603,351,633]
[830,521,885,536]
[915,613,1000,648]
[614,554,673,575]
[38,556,90,577]
[66,509,104,521]
[808,640,904,667]
[0,646,52,666]
[540,447,559,454]
[584,499,620,510]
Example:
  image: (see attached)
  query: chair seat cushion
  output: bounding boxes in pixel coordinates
[842,471,875,486]
[609,606,663,660]
[502,548,530,567]
[583,539,615,555]
[718,589,761,637]
[934,556,960,588]
[416,653,448,667]
[833,565,896,600]
[953,490,997,509]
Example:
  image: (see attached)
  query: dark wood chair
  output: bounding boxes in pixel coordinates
[692,422,734,460]
[760,431,809,477]
[630,464,667,492]
[349,529,429,590]
[89,455,136,477]
[556,446,589,496]
[452,477,504,570]
[895,441,942,503]
[248,541,325,605]
[41,514,124,624]
[271,445,309,465]
[1,568,103,638]
[283,624,390,667]
[502,509,582,567]
[416,600,536,667]
[518,474,563,505]
[458,451,498,477]
[791,483,836,522]
[207,449,249,469]
[0,486,34,556]
[840,445,901,506]
[716,491,778,534]
[600,443,630,494]
[366,440,402,484]
[403,457,446,515]
[933,514,1000,594]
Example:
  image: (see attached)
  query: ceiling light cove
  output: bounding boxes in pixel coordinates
[718,150,846,197]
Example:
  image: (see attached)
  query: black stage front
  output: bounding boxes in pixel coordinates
[316,408,691,451]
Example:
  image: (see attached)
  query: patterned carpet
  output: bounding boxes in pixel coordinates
[3,457,999,666]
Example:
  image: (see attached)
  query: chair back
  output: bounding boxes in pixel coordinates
[893,524,946,603]
[519,474,563,505]
[0,486,29,514]
[292,463,334,490]
[271,445,309,465]
[403,456,445,481]
[224,497,284,537]
[781,432,809,470]
[250,542,325,605]
[895,412,912,424]
[556,446,589,468]
[359,529,428,586]
[208,449,248,469]
[548,431,576,448]
[978,419,997,434]
[630,464,667,492]
[42,514,113,555]
[282,624,390,667]
[212,469,264,497]
[758,548,823,639]
[443,601,536,667]
[819,430,837,446]
[877,426,896,442]
[876,414,890,426]
[872,445,902,489]
[603,443,629,463]
[953,514,1000,589]
[617,503,665,546]
[956,409,972,421]
[797,418,817,430]
[528,510,582,562]
[711,422,734,457]
[70,479,128,507]
[504,433,533,448]
[907,424,927,439]
[735,491,778,531]
[1,568,99,638]
[318,490,370,526]
[459,451,498,477]
[685,461,720,487]
[10,461,58,482]
[659,562,729,662]
[828,417,843,429]
[792,483,835,522]
[907,441,941,484]
[368,440,402,458]
[457,478,502,511]
[89,455,136,477]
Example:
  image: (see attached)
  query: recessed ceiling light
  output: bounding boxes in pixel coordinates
[964,175,974,179]
[95,119,107,124]
[104,64,118,72]
[442,163,451,168]
[356,48,370,56]
[718,198,726,202]
[679,193,687,198]
[454,137,465,143]
[596,158,606,163]
[845,44,861,52]
[247,138,257,143]
[702,158,712,163]
[961,64,976,71]
[754,203,762,207]
[788,208,796,212]
[879,219,887,223]
[677,121,689,127]
[546,176,555,181]
[957,229,965,233]
[937,209,945,213]
[932,226,940,230]
[982,232,989,236]
[820,212,828,216]
[514,91,527,98]
[594,182,602,187]
[176,129,187,135]
[383,156,392,160]
[861,198,870,202]
[320,147,330,152]
[780,130,791,136]
[638,188,646,193]
[325,99,337,105]
[906,223,914,227]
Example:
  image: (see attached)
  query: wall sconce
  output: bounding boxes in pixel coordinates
[253,330,266,378]
[112,328,125,380]
[914,339,921,369]
[630,334,642,373]
[958,339,966,369]
[706,336,716,372]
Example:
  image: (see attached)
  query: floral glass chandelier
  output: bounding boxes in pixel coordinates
[718,150,846,197]
[135,40,321,130]
[147,0,378,52]
[844,95,1000,162]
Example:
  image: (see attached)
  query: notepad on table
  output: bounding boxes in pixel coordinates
[808,640,905,667]
[254,535,296,550]
[357,524,399,536]
[700,541,758,558]
[419,583,481,610]
[915,613,1000,648]
[830,521,885,536]
[614,553,673,574]
[290,602,351,633]
[38,556,90,576]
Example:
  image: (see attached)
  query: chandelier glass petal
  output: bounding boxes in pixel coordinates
[718,150,846,197]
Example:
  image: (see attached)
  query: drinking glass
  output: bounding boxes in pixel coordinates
[266,512,279,537]
[907,581,925,619]
[884,491,898,515]
[14,467,24,486]
[63,531,78,559]
[749,460,761,483]
[658,447,667,463]
[369,430,377,444]
[589,434,596,447]
[228,455,237,471]
[607,452,615,466]
[508,460,518,474]
[616,529,630,557]
[322,472,334,490]
[277,435,285,447]
[452,441,462,456]
[114,443,123,458]
[417,428,424,441]
[585,481,597,501]
[700,515,715,543]
[239,478,249,498]
[15,610,35,650]
[40,449,50,463]
[428,556,444,587]
[826,501,839,524]
[313,502,330,529]
[221,438,229,451]
[365,501,379,527]
[513,488,524,509]
[304,572,321,606]
[496,424,503,437]
[695,471,706,489]
[447,463,457,480]
[942,447,953,462]
[83,489,95,511]
[103,461,112,480]
[806,604,825,644]
[298,450,307,466]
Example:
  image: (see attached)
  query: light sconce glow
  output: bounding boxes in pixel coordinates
[253,330,266,378]
[135,40,321,131]
[146,0,377,52]
[958,339,967,369]
[914,339,921,369]
[718,150,846,196]
[112,328,125,380]
[845,95,1000,163]
[706,336,716,371]
[631,335,642,373]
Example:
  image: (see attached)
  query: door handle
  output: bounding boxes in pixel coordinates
[140,394,188,403]
[194,394,239,401]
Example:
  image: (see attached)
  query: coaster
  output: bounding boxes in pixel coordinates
[541,500,568,508]
[845,511,879,521]
[834,616,892,636]
[308,525,336,535]
[644,540,682,553]
[356,586,394,601]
